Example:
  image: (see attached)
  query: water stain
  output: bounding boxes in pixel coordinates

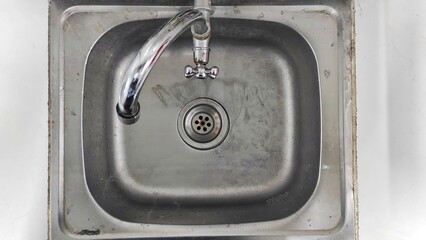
[243,108,251,123]
[233,7,241,14]
[152,85,169,107]
[324,70,331,79]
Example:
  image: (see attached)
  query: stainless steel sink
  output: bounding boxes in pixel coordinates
[49,0,356,239]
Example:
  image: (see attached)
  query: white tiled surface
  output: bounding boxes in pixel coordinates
[1,0,426,239]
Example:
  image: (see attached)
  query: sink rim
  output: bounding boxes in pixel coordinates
[49,3,356,239]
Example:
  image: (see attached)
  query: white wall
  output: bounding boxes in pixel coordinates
[1,0,426,239]
[356,0,426,239]
[0,0,48,240]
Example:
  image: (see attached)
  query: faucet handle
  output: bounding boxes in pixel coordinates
[184,65,219,79]
[184,65,196,78]
[207,66,219,79]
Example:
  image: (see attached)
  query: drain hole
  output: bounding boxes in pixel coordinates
[191,112,216,135]
[178,98,230,150]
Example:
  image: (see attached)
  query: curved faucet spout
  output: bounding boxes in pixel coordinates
[116,9,207,124]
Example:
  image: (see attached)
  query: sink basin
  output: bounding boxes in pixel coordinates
[49,1,356,239]
[84,18,320,224]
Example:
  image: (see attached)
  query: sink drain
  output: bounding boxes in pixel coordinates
[177,98,229,150]
[192,113,214,135]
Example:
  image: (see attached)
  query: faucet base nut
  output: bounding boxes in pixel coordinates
[116,102,141,125]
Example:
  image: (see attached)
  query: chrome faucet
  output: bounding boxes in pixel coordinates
[116,0,218,124]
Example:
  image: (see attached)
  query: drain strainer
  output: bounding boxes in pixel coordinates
[177,98,229,150]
